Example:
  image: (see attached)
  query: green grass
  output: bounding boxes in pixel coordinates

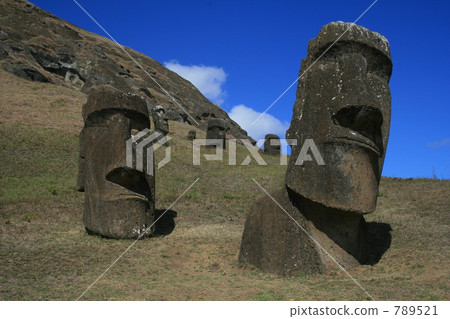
[253,289,285,301]
[0,123,78,203]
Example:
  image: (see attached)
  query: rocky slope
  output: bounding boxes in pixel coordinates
[0,0,251,140]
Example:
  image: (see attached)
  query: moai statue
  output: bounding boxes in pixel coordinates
[263,134,281,156]
[77,87,156,239]
[151,105,169,135]
[187,129,197,140]
[181,113,191,125]
[206,118,228,149]
[239,22,392,275]
[151,105,170,146]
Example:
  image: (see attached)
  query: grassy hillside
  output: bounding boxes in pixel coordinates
[0,70,449,300]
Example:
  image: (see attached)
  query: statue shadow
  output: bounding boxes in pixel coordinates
[153,209,177,237]
[365,222,392,265]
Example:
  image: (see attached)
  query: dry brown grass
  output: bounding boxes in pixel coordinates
[0,68,85,133]
[0,72,449,301]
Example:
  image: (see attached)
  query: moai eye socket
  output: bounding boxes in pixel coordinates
[332,105,383,155]
[106,167,151,201]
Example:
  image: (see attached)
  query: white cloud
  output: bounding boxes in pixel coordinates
[164,61,227,105]
[427,138,450,148]
[164,62,290,151]
[229,104,289,148]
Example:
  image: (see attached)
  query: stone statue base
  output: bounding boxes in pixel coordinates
[239,186,368,275]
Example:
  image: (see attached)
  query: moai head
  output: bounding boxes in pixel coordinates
[285,22,392,214]
[188,129,197,140]
[152,105,169,135]
[78,87,155,239]
[264,134,281,156]
[206,118,228,149]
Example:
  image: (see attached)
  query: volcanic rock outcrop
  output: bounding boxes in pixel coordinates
[239,22,393,275]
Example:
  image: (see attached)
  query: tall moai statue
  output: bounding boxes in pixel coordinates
[263,134,281,156]
[77,87,156,239]
[206,118,229,149]
[239,22,392,275]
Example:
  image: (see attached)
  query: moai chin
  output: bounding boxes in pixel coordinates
[77,87,155,239]
[206,118,228,149]
[239,22,392,275]
[263,134,281,156]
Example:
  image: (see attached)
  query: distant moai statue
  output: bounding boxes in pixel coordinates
[187,129,196,140]
[240,21,393,275]
[151,104,170,146]
[77,87,155,239]
[151,105,169,134]
[206,118,229,149]
[263,134,281,156]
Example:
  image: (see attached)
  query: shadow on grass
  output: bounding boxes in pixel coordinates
[153,209,178,237]
[365,222,392,265]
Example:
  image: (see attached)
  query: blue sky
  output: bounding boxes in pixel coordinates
[30,0,450,179]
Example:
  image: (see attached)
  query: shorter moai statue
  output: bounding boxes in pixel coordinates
[77,87,156,239]
[263,134,281,156]
[187,130,196,140]
[206,118,228,149]
[151,105,169,135]
[239,21,393,275]
[151,105,170,146]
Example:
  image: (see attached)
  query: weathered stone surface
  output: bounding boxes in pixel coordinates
[151,105,169,135]
[65,70,84,88]
[2,62,49,82]
[187,130,196,140]
[78,86,155,239]
[240,22,392,275]
[0,29,8,39]
[206,118,228,149]
[166,106,190,124]
[239,187,363,275]
[149,104,170,146]
[263,134,281,156]
[286,21,392,214]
